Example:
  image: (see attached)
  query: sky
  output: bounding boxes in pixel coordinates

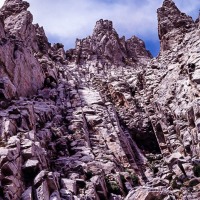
[0,0,199,57]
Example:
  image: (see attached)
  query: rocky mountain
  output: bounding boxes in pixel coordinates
[66,19,152,66]
[0,0,200,199]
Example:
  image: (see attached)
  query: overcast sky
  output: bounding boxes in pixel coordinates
[0,0,199,56]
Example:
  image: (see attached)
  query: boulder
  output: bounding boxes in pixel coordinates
[61,179,77,194]
[125,187,168,200]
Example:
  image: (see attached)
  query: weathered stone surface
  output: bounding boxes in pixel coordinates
[0,0,200,199]
[0,0,45,99]
[61,179,77,194]
[125,187,168,200]
[35,180,50,200]
[0,77,16,100]
[66,19,152,65]
[21,187,33,200]
[157,0,194,52]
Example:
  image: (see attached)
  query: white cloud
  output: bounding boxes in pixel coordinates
[26,0,161,41]
[0,0,199,55]
[0,0,4,7]
[25,0,199,48]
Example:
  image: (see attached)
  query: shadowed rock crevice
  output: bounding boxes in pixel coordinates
[131,121,161,154]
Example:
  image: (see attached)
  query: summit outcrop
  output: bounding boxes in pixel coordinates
[157,0,195,52]
[67,19,152,66]
[0,0,44,98]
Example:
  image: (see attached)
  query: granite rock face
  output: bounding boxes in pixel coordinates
[66,19,152,65]
[157,0,195,52]
[0,0,200,199]
[0,0,45,99]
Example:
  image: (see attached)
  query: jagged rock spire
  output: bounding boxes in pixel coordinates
[0,0,45,98]
[157,0,194,52]
[67,19,152,65]
[0,0,29,19]
[93,19,113,33]
[162,0,175,7]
